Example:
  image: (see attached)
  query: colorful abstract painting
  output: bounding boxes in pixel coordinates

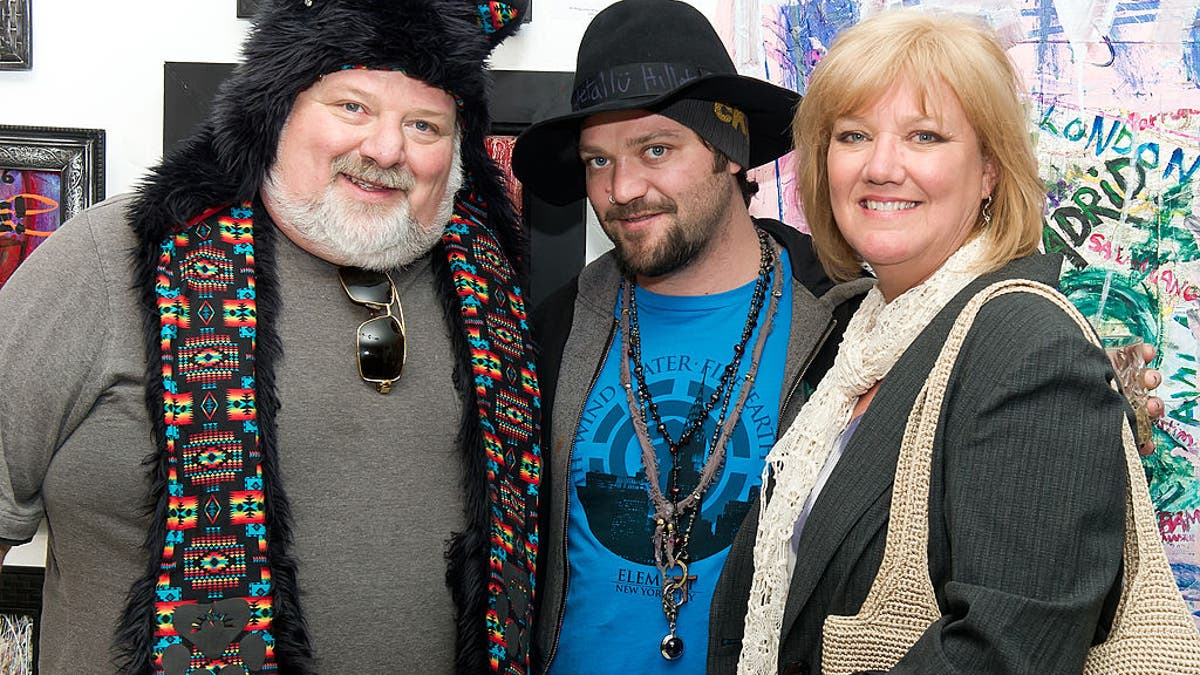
[0,169,61,288]
[735,0,1200,625]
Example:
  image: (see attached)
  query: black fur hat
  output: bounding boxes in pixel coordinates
[133,0,528,261]
[213,0,526,201]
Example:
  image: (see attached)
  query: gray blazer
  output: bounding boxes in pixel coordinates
[708,254,1127,674]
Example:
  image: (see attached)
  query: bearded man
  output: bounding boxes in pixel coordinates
[0,2,540,673]
[510,1,872,671]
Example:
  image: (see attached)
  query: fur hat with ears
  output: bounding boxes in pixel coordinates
[213,0,528,250]
[133,0,529,260]
[216,0,523,194]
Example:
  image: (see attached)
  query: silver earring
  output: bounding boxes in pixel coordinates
[609,195,616,205]
[981,195,993,228]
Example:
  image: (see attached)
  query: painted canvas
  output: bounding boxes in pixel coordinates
[0,169,62,287]
[486,135,524,217]
[0,565,42,675]
[0,612,34,674]
[731,0,1200,625]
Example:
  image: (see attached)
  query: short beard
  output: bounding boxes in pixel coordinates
[264,133,464,270]
[602,166,734,279]
[611,214,709,279]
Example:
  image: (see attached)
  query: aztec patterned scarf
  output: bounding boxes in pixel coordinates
[117,188,541,674]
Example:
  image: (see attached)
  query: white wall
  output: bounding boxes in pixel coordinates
[0,0,718,567]
[4,2,246,199]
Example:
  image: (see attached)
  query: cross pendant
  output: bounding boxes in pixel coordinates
[667,572,699,604]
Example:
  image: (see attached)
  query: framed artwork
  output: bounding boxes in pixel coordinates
[164,63,578,306]
[0,126,106,287]
[488,70,581,305]
[0,566,43,674]
[0,0,31,70]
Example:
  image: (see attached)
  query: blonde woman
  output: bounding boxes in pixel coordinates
[709,10,1144,673]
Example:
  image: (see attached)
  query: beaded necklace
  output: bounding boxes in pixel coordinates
[618,228,782,660]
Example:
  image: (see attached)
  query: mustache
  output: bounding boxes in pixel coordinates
[331,155,415,190]
[604,198,677,222]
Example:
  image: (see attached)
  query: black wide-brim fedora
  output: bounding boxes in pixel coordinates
[511,0,801,206]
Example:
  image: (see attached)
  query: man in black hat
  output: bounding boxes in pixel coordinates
[0,1,540,673]
[511,0,872,672]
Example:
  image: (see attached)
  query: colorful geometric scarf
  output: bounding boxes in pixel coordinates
[121,190,540,674]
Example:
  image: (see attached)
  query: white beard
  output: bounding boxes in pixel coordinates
[264,133,465,270]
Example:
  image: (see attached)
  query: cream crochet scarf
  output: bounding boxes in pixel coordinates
[737,235,990,673]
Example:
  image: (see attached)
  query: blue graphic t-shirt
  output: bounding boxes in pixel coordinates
[551,250,794,673]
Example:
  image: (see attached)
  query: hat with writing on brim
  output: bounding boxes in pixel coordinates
[511,0,801,206]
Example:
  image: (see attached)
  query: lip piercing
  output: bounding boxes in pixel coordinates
[609,195,616,205]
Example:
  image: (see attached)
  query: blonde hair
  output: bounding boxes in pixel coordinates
[793,9,1045,281]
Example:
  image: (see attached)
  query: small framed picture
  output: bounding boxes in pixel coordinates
[0,125,105,287]
[0,566,43,674]
[0,0,31,70]
[236,0,258,19]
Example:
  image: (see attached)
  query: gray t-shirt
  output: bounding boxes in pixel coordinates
[0,195,467,673]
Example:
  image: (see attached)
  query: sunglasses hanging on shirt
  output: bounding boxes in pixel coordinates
[337,266,407,394]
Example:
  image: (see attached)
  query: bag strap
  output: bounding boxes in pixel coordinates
[854,278,1181,638]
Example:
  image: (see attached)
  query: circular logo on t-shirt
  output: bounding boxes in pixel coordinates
[574,370,774,565]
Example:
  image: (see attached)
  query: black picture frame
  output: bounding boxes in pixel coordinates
[0,125,105,286]
[0,0,31,71]
[0,125,106,223]
[236,0,257,19]
[163,63,581,306]
[487,70,580,305]
[0,565,43,674]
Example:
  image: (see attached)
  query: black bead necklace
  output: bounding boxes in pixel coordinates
[618,228,782,661]
[626,228,774,486]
